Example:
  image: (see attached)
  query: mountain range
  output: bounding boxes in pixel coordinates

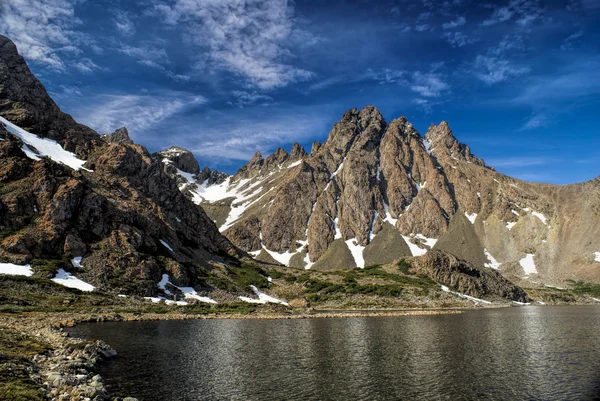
[161,102,600,286]
[1,33,599,305]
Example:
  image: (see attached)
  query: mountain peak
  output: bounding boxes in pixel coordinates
[156,146,199,174]
[290,142,307,160]
[101,127,133,145]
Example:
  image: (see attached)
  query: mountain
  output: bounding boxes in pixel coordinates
[0,35,243,296]
[162,107,600,286]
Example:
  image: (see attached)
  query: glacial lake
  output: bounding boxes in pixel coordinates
[70,306,600,400]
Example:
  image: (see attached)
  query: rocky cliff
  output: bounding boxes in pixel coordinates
[165,107,600,286]
[0,35,242,296]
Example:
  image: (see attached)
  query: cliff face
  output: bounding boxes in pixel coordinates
[0,35,241,295]
[170,106,600,286]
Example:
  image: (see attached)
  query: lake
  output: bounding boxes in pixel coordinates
[70,306,600,400]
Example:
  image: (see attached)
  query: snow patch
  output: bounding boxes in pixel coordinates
[262,247,297,266]
[423,138,432,154]
[287,159,303,168]
[464,212,477,224]
[519,254,537,275]
[71,257,83,268]
[511,210,520,216]
[483,248,501,270]
[440,285,492,304]
[1,116,91,171]
[382,201,398,226]
[239,285,289,306]
[401,234,437,257]
[303,251,314,270]
[159,240,174,252]
[52,269,95,292]
[595,252,600,263]
[157,274,217,304]
[531,211,548,225]
[0,263,33,277]
[512,301,531,306]
[506,222,517,230]
[345,238,366,268]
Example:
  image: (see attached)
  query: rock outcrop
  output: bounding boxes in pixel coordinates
[0,35,242,296]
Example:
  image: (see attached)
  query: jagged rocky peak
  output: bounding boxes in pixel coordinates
[157,146,200,174]
[425,121,485,166]
[233,151,264,181]
[263,147,289,171]
[290,142,307,160]
[198,166,228,185]
[101,127,134,145]
[310,141,321,154]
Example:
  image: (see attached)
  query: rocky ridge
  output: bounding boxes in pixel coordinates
[163,107,600,286]
[0,34,243,298]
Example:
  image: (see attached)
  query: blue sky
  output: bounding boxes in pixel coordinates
[1,0,599,184]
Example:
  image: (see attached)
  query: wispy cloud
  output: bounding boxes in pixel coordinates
[73,58,106,74]
[443,32,472,47]
[71,92,207,135]
[228,91,273,108]
[181,110,331,163]
[147,0,314,89]
[560,30,584,50]
[113,10,136,36]
[0,0,89,70]
[481,0,546,27]
[410,71,449,97]
[474,55,530,85]
[442,16,466,29]
[514,57,600,129]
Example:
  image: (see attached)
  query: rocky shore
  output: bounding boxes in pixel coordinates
[0,309,461,400]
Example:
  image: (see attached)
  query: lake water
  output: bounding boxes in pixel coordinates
[70,306,600,400]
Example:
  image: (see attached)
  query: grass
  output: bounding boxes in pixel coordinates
[0,328,49,401]
[302,265,437,303]
[567,280,600,297]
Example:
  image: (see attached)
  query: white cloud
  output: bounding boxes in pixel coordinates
[0,0,86,70]
[229,91,273,107]
[113,10,136,36]
[481,0,545,27]
[474,55,530,85]
[410,71,449,97]
[415,24,432,32]
[148,0,313,89]
[183,110,330,163]
[560,30,584,50]
[138,59,190,82]
[443,32,471,47]
[118,44,170,64]
[71,92,207,135]
[442,16,466,29]
[73,58,104,74]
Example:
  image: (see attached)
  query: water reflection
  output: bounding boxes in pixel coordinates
[71,306,600,400]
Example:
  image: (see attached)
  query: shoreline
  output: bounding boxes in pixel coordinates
[0,308,463,401]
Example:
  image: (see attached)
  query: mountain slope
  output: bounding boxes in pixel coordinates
[0,35,243,296]
[163,107,600,285]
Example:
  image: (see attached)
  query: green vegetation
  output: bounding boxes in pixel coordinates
[302,265,437,303]
[567,280,600,297]
[0,328,49,401]
[31,258,70,277]
[209,261,269,291]
[397,259,413,275]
